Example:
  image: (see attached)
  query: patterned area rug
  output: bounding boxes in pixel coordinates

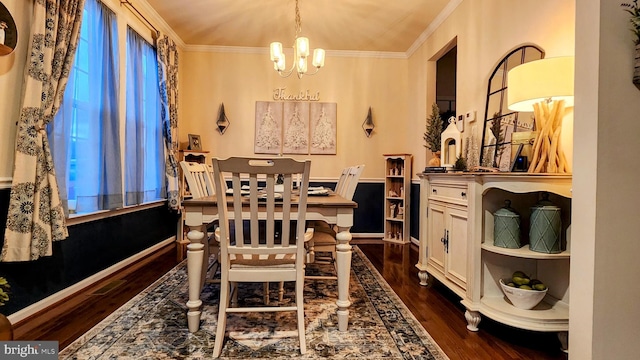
[60,247,448,359]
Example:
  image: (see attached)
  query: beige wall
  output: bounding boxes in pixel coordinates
[0,0,32,185]
[573,0,640,358]
[179,51,410,179]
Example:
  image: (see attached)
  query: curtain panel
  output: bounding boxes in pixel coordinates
[49,0,122,215]
[2,0,85,262]
[156,33,179,210]
[125,27,165,205]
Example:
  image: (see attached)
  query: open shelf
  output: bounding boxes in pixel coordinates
[482,243,570,259]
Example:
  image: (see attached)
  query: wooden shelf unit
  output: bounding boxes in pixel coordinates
[383,154,411,244]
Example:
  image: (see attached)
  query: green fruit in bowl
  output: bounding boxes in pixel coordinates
[506,282,516,287]
[512,276,530,286]
[512,271,527,279]
[519,285,533,290]
[533,283,547,291]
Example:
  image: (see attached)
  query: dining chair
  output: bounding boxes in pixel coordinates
[180,161,220,286]
[211,157,312,357]
[306,164,364,266]
[180,161,215,198]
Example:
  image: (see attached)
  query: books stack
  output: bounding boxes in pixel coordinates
[423,167,446,173]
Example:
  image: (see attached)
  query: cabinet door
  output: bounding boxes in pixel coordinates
[445,205,468,290]
[427,202,446,276]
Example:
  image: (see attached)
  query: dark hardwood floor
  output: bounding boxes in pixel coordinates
[12,241,567,359]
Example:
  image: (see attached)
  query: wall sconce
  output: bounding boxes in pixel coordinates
[216,103,230,134]
[440,116,461,168]
[362,107,374,137]
[507,56,574,173]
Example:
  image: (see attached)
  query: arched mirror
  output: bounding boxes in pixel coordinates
[479,45,544,170]
[0,2,18,56]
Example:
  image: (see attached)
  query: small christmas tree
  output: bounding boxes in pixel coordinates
[424,103,443,153]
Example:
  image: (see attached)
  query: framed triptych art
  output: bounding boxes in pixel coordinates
[255,101,337,155]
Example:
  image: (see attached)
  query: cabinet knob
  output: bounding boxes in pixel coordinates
[432,189,437,193]
[461,191,466,197]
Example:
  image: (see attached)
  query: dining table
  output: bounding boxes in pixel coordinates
[181,189,358,333]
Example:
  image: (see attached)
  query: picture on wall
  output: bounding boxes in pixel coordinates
[282,102,309,154]
[254,101,337,155]
[254,101,283,154]
[310,102,337,154]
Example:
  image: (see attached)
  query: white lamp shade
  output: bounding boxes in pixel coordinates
[276,54,286,71]
[507,56,575,112]
[312,48,325,68]
[296,55,307,74]
[296,37,309,57]
[270,42,283,61]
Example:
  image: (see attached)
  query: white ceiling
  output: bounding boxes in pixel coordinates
[142,0,455,53]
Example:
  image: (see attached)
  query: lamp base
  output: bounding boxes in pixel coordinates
[528,100,569,173]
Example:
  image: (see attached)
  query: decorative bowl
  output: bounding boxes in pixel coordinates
[499,279,548,310]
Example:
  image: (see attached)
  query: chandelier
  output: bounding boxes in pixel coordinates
[269,0,325,79]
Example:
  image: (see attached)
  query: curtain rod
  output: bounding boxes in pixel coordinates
[120,0,159,35]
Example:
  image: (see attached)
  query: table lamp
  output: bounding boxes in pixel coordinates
[507,56,574,173]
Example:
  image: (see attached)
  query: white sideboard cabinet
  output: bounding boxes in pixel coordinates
[417,173,572,351]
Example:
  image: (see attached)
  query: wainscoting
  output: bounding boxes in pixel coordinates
[0,179,422,318]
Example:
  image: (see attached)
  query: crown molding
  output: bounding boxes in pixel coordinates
[183,45,407,59]
[406,0,463,57]
[134,0,461,58]
[128,0,186,48]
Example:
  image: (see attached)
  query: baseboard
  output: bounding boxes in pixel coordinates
[351,233,384,239]
[410,237,419,247]
[351,238,384,245]
[8,237,175,325]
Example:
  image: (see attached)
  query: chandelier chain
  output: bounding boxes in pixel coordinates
[294,0,302,37]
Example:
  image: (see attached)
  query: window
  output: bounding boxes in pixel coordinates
[48,0,165,215]
[125,27,165,205]
[49,0,122,215]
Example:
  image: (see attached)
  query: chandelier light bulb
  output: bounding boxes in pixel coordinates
[296,37,309,57]
[296,55,307,75]
[276,54,286,71]
[270,42,283,62]
[312,48,325,68]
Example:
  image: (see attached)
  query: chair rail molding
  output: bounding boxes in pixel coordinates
[1,177,11,189]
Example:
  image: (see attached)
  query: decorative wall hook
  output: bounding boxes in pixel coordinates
[362,107,374,137]
[216,103,230,134]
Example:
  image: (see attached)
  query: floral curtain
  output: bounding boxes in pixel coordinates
[156,32,180,210]
[2,0,85,262]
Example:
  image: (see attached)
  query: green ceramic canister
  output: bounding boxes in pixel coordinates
[529,192,562,254]
[493,200,521,249]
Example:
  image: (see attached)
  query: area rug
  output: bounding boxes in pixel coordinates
[60,247,448,359]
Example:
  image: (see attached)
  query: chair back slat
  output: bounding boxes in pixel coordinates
[212,157,311,267]
[180,161,215,199]
[334,167,350,197]
[343,164,365,201]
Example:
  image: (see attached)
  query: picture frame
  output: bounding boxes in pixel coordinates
[0,2,18,56]
[188,134,202,151]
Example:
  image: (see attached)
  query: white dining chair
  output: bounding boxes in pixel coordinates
[306,164,364,266]
[211,157,312,357]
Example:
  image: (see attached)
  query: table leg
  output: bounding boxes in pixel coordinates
[335,227,352,332]
[186,227,205,333]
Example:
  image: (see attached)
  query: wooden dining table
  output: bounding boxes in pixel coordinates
[181,191,358,333]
